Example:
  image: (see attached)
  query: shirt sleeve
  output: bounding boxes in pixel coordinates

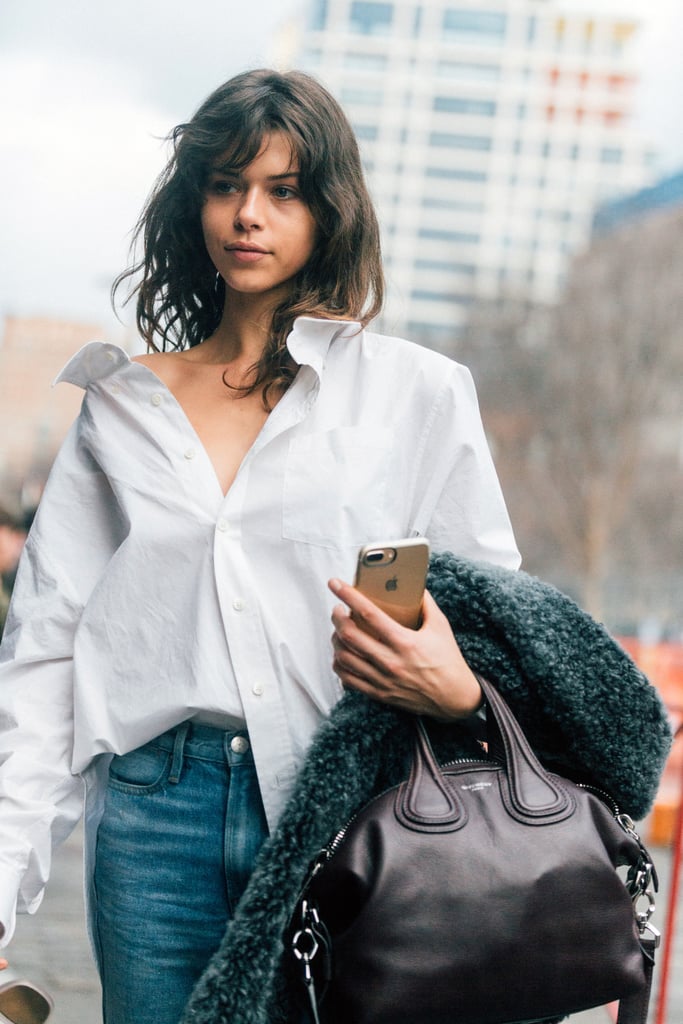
[0,414,125,945]
[409,362,520,570]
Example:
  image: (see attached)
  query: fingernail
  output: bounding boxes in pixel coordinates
[328,578,342,594]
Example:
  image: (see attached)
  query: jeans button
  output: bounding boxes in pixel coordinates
[230,735,250,755]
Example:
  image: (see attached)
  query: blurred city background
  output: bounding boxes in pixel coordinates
[1,0,682,1021]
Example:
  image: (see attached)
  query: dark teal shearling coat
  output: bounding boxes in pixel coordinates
[181,553,672,1024]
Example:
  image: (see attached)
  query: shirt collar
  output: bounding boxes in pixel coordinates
[53,341,130,389]
[286,317,361,379]
[53,318,363,391]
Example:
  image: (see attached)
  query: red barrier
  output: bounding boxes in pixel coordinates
[617,638,683,1024]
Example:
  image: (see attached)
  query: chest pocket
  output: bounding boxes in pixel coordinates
[282,427,392,548]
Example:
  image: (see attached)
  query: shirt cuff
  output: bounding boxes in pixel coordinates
[0,868,25,948]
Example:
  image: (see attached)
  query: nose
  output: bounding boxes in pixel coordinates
[234,186,264,231]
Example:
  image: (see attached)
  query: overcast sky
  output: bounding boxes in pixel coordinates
[1,0,682,338]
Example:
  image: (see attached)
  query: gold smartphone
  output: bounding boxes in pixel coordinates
[354,538,430,630]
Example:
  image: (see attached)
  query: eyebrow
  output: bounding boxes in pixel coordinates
[211,166,300,182]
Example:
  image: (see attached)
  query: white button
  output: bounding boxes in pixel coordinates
[105,351,114,361]
[232,597,245,611]
[217,518,228,533]
[252,683,264,696]
[151,393,162,406]
[184,448,196,460]
[230,736,250,754]
[110,384,121,394]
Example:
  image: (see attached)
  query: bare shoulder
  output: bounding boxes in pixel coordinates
[132,350,194,388]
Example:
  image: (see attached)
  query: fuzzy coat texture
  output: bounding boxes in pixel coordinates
[181,553,672,1024]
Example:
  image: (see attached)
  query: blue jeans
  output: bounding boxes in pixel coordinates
[93,722,269,1024]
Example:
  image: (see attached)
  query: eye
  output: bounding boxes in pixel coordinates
[273,185,298,200]
[208,176,238,195]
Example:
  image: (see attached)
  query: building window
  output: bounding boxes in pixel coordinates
[603,110,623,126]
[425,166,487,182]
[422,197,485,213]
[310,0,328,30]
[302,48,322,66]
[600,147,623,164]
[406,321,465,341]
[437,60,500,81]
[349,1,393,35]
[607,74,629,92]
[344,51,388,71]
[415,259,476,274]
[418,228,480,243]
[353,123,379,141]
[341,87,383,105]
[429,132,492,151]
[442,9,507,44]
[411,290,473,304]
[434,96,497,117]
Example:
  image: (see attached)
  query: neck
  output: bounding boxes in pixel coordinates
[203,290,282,366]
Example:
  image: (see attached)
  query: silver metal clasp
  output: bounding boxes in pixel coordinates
[292,900,322,983]
[625,846,660,944]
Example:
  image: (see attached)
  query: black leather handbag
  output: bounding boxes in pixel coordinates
[291,677,660,1024]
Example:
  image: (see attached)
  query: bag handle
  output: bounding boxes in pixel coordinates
[477,676,574,823]
[397,677,574,832]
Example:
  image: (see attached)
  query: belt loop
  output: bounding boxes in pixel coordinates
[168,721,190,784]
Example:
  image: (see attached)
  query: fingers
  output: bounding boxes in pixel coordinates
[330,605,398,690]
[329,577,482,719]
[329,577,407,644]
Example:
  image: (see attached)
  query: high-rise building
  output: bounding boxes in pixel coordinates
[294,0,656,347]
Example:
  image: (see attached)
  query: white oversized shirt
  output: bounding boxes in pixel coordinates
[0,317,519,944]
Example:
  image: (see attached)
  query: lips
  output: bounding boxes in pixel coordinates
[225,242,270,264]
[226,242,269,253]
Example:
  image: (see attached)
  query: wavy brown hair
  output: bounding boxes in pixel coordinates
[113,69,384,404]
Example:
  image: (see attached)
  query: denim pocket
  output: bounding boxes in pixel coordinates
[108,744,171,794]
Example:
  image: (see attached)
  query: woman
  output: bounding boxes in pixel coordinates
[0,69,520,1024]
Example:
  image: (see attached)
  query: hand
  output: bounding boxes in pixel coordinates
[329,578,482,721]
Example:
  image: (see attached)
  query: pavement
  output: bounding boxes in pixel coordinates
[3,823,682,1024]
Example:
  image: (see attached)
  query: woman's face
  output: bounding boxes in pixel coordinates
[201,132,318,307]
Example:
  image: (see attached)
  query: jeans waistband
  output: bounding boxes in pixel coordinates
[149,720,254,781]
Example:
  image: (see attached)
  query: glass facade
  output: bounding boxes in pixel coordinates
[350,1,393,35]
[442,9,507,43]
[437,60,500,81]
[425,167,488,182]
[429,132,492,151]
[310,0,328,30]
[434,96,497,117]
[418,228,481,244]
[299,0,653,335]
